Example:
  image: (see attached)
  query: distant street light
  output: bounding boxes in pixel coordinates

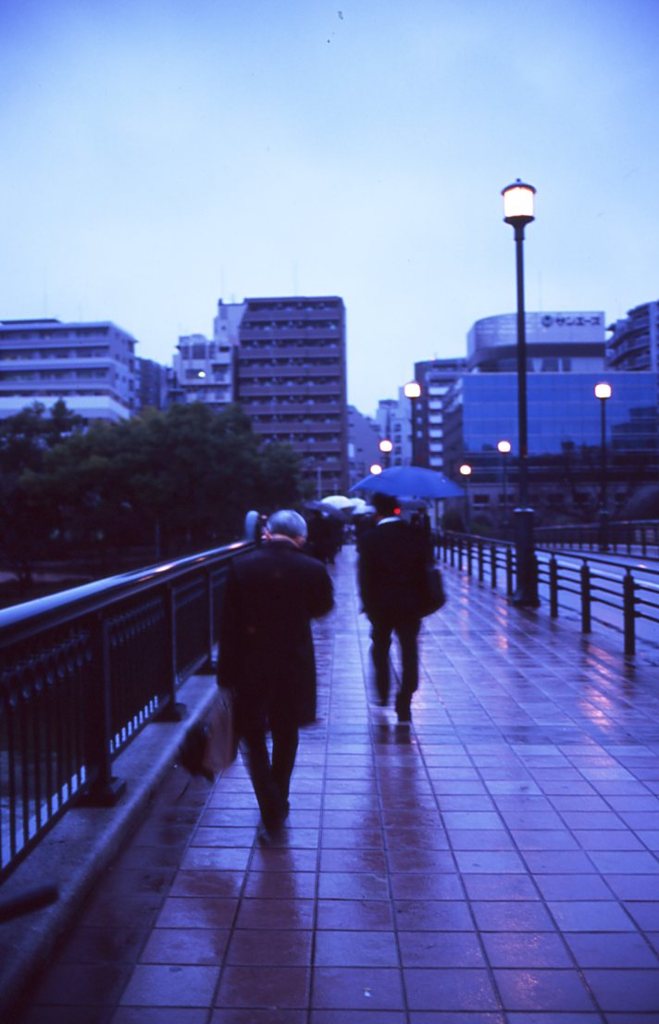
[370,463,383,476]
[595,382,612,551]
[404,381,422,465]
[502,178,538,606]
[459,463,472,533]
[378,438,393,469]
[497,439,512,533]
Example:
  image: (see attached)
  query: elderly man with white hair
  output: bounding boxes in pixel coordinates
[218,509,334,835]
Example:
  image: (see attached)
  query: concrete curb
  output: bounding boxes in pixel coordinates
[0,672,218,1016]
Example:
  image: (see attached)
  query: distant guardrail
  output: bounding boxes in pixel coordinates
[0,540,252,882]
[535,519,659,558]
[440,531,659,658]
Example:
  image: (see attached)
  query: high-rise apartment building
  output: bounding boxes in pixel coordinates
[413,357,467,470]
[347,405,381,487]
[376,394,414,467]
[136,357,169,411]
[235,296,348,494]
[607,300,659,373]
[0,318,136,422]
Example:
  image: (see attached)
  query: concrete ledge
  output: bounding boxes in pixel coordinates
[0,672,218,1016]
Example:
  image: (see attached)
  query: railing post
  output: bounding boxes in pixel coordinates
[580,561,591,634]
[156,584,186,721]
[491,542,497,590]
[549,555,559,618]
[81,616,125,806]
[477,539,484,583]
[506,547,514,597]
[466,537,473,577]
[641,527,647,557]
[199,568,214,673]
[623,569,636,656]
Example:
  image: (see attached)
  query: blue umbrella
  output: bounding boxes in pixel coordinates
[349,465,464,499]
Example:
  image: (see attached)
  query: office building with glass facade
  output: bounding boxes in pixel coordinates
[467,311,606,372]
[441,311,658,524]
[443,370,658,522]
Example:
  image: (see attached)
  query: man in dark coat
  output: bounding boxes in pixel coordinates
[357,492,431,723]
[219,509,334,833]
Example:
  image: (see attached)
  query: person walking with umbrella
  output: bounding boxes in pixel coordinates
[357,492,432,723]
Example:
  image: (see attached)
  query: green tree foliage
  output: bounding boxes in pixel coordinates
[1,401,305,584]
[0,400,84,585]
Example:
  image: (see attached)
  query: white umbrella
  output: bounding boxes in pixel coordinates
[349,497,370,514]
[321,494,354,510]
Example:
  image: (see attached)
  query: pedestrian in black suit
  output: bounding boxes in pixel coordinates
[357,492,431,722]
[219,509,334,834]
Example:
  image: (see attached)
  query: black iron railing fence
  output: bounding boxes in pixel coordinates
[440,531,659,658]
[0,540,251,882]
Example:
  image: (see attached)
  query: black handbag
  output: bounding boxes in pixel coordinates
[178,690,237,782]
[420,563,446,616]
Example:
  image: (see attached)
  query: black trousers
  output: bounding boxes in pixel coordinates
[370,616,421,704]
[241,712,299,829]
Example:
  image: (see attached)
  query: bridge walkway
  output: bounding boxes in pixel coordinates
[12,544,659,1022]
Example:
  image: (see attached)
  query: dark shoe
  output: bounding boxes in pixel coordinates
[257,821,282,845]
[258,810,286,842]
[374,681,389,706]
[395,693,412,723]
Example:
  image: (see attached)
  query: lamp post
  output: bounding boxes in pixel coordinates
[459,463,472,533]
[595,382,612,551]
[404,381,421,465]
[502,178,538,606]
[378,437,393,469]
[497,439,512,533]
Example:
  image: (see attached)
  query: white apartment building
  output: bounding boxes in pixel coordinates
[0,318,136,422]
[172,300,245,409]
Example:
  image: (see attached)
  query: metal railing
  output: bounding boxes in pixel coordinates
[0,540,252,882]
[535,519,659,557]
[440,531,659,658]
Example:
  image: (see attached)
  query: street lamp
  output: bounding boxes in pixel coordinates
[378,438,393,469]
[404,380,422,465]
[459,463,472,533]
[595,382,612,551]
[497,439,512,533]
[502,178,538,606]
[370,463,383,476]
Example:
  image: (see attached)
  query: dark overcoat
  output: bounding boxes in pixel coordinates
[218,539,334,731]
[358,518,430,623]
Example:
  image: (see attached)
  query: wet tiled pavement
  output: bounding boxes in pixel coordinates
[14,545,659,1022]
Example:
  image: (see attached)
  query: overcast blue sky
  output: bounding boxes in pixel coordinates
[1,0,658,414]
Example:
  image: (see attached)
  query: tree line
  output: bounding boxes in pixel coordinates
[0,400,306,592]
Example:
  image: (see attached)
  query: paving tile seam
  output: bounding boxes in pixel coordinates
[359,556,659,1019]
[12,546,659,1022]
